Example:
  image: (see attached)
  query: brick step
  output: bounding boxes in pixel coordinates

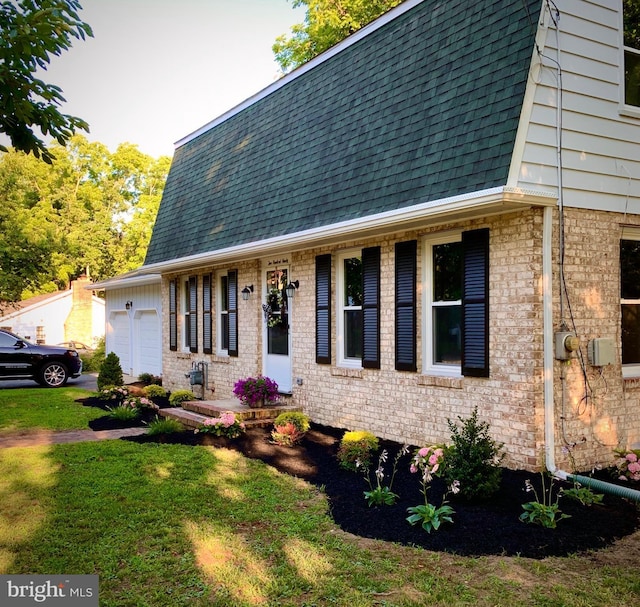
[158,399,301,430]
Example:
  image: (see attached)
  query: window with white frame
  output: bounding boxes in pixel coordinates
[624,0,640,107]
[621,229,640,377]
[217,270,238,357]
[337,251,363,366]
[424,232,463,375]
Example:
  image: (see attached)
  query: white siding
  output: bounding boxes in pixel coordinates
[512,0,640,216]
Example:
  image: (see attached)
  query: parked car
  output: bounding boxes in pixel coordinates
[0,329,83,387]
[56,341,94,354]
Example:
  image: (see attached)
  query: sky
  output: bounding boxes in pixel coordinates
[33,0,305,158]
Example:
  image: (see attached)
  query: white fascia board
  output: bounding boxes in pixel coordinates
[0,291,69,323]
[88,273,162,291]
[141,186,557,275]
[174,0,424,150]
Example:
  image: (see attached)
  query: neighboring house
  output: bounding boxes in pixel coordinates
[0,276,105,348]
[128,0,639,472]
[88,272,162,378]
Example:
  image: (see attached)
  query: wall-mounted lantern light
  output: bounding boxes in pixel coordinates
[285,280,299,299]
[125,301,133,310]
[241,285,254,301]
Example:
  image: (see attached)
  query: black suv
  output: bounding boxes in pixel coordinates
[0,329,83,387]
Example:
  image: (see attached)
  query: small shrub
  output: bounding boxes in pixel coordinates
[273,411,310,433]
[146,416,185,436]
[138,373,162,385]
[614,448,640,482]
[108,404,140,421]
[97,385,129,403]
[196,412,245,438]
[520,472,570,528]
[123,396,159,411]
[443,406,505,502]
[144,384,167,399]
[337,430,379,472]
[169,390,195,407]
[360,445,409,507]
[271,422,306,446]
[97,352,124,391]
[82,337,105,372]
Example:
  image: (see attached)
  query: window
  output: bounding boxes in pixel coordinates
[423,229,489,377]
[336,248,380,368]
[184,276,197,352]
[624,0,640,107]
[622,230,640,376]
[217,270,238,357]
[203,274,212,354]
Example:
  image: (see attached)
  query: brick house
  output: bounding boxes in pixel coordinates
[134,0,640,472]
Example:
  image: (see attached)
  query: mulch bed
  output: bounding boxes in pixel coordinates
[108,422,640,559]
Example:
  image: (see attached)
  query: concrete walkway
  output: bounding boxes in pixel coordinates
[0,426,147,449]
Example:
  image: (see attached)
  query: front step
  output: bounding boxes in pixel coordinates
[158,398,301,430]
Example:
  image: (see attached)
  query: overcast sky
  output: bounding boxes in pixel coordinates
[33,0,305,158]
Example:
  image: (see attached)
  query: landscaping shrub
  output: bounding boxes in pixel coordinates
[108,404,140,421]
[271,411,311,446]
[143,384,167,399]
[138,373,162,385]
[81,337,105,372]
[97,352,123,390]
[337,430,379,471]
[443,406,505,502]
[146,416,185,436]
[169,390,195,407]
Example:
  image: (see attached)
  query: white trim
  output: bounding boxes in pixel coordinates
[621,226,640,378]
[336,249,363,369]
[140,187,557,276]
[88,273,161,290]
[175,0,425,150]
[216,270,229,357]
[422,231,463,377]
[619,2,640,115]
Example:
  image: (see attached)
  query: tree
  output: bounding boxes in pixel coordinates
[625,0,640,49]
[0,0,93,163]
[273,0,404,73]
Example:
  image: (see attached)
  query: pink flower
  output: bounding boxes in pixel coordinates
[409,464,418,474]
[626,452,638,463]
[428,453,439,466]
[628,462,640,474]
[418,447,429,458]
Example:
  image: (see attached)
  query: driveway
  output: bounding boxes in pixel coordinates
[0,372,98,391]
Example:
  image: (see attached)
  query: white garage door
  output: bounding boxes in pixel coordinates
[135,310,161,377]
[110,311,130,374]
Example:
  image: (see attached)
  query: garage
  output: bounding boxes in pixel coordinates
[109,311,131,375]
[135,310,161,377]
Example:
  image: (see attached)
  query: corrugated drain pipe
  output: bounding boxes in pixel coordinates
[542,207,640,503]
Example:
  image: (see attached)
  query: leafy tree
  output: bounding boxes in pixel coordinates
[0,0,93,163]
[273,0,404,73]
[625,0,640,49]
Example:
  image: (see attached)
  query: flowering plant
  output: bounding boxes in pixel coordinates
[358,445,409,507]
[122,396,159,411]
[98,386,130,402]
[233,375,279,407]
[406,445,459,533]
[520,472,570,528]
[195,411,246,438]
[614,448,640,482]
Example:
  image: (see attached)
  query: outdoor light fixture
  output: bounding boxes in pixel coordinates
[241,285,254,301]
[125,301,133,310]
[285,280,299,298]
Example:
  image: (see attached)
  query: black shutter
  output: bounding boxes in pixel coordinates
[169,279,177,351]
[462,228,489,377]
[189,276,198,353]
[203,273,212,354]
[316,254,332,364]
[228,269,238,357]
[395,240,417,371]
[362,246,380,369]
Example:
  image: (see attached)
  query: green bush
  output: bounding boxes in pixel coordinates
[337,430,379,472]
[82,336,105,372]
[273,411,310,433]
[138,373,162,385]
[97,352,123,391]
[108,404,139,421]
[169,390,195,407]
[146,416,185,436]
[143,384,167,399]
[443,407,505,502]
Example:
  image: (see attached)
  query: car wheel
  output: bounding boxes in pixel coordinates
[39,362,69,387]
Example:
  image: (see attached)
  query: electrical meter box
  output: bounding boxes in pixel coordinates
[587,338,616,366]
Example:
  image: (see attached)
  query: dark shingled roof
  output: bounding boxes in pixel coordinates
[146,0,540,265]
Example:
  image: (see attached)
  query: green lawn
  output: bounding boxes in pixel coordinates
[0,387,105,432]
[0,389,638,606]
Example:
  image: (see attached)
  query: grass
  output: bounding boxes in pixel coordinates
[0,387,106,433]
[0,388,639,606]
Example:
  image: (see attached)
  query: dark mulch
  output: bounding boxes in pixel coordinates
[79,396,171,431]
[115,422,640,559]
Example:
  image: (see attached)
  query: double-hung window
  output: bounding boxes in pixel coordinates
[217,270,238,357]
[621,229,640,377]
[624,0,640,107]
[184,276,197,353]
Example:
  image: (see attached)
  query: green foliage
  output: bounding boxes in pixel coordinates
[406,502,455,533]
[273,411,310,433]
[625,0,640,49]
[561,485,604,507]
[107,404,140,421]
[168,390,195,407]
[143,384,167,399]
[0,0,93,163]
[97,352,123,391]
[520,474,570,529]
[360,446,408,507]
[145,416,185,436]
[444,407,505,502]
[337,430,379,471]
[80,336,105,372]
[273,0,403,72]
[138,373,162,385]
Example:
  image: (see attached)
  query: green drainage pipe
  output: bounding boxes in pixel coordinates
[566,474,640,502]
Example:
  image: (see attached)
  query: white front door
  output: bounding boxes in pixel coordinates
[263,266,292,393]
